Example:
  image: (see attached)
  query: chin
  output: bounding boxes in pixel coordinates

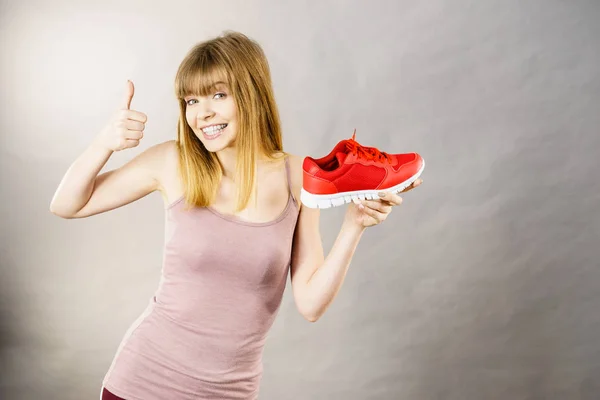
[197,135,234,153]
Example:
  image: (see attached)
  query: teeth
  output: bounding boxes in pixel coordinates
[202,124,227,134]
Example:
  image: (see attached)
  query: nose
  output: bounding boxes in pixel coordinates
[196,102,215,125]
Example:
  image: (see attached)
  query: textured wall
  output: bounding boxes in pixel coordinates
[1,0,599,399]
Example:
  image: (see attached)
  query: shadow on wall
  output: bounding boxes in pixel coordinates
[0,275,14,399]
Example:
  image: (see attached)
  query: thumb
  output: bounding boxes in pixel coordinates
[122,80,135,110]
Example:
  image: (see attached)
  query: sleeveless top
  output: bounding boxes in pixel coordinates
[102,156,300,400]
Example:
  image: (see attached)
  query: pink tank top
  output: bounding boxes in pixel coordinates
[102,156,299,399]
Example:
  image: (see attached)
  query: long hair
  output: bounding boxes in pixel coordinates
[174,31,285,212]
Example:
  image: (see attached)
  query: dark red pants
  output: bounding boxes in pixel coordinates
[102,388,126,400]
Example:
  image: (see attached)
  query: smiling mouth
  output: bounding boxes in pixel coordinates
[201,124,228,136]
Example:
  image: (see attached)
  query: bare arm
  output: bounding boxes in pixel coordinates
[49,140,115,217]
[290,152,422,322]
[290,205,364,322]
[50,141,170,219]
[49,80,164,219]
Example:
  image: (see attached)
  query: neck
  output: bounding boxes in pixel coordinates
[216,146,284,179]
[216,146,238,178]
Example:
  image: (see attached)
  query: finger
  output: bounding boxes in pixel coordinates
[360,204,387,222]
[378,192,403,205]
[124,139,140,148]
[123,129,144,140]
[120,109,148,123]
[121,80,134,110]
[125,119,145,131]
[361,199,392,213]
[402,179,423,193]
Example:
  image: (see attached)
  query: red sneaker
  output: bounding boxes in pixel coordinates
[300,130,425,209]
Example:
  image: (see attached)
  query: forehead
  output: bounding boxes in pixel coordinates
[177,64,230,98]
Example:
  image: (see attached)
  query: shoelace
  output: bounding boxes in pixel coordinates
[345,129,393,163]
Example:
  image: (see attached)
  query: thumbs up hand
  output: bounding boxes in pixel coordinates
[95,80,148,152]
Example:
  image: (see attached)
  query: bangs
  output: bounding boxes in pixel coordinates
[175,52,230,99]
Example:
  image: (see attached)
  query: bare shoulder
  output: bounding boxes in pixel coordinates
[141,139,178,178]
[152,139,183,205]
[139,139,178,164]
[157,139,179,170]
[129,139,180,206]
[286,153,304,174]
[286,153,305,209]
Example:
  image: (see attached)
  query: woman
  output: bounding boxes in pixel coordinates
[50,31,422,400]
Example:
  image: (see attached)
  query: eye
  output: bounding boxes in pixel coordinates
[185,98,197,106]
[214,92,226,100]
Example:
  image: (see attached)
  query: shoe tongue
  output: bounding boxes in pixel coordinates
[335,152,347,165]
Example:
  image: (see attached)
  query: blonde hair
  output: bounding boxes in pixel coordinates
[174,31,285,212]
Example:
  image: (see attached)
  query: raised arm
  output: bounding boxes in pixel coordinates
[49,80,167,219]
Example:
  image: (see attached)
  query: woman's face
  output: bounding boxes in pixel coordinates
[184,82,238,152]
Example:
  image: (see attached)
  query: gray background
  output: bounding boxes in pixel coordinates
[1,0,599,399]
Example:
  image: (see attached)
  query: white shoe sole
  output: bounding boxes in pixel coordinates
[300,160,425,209]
